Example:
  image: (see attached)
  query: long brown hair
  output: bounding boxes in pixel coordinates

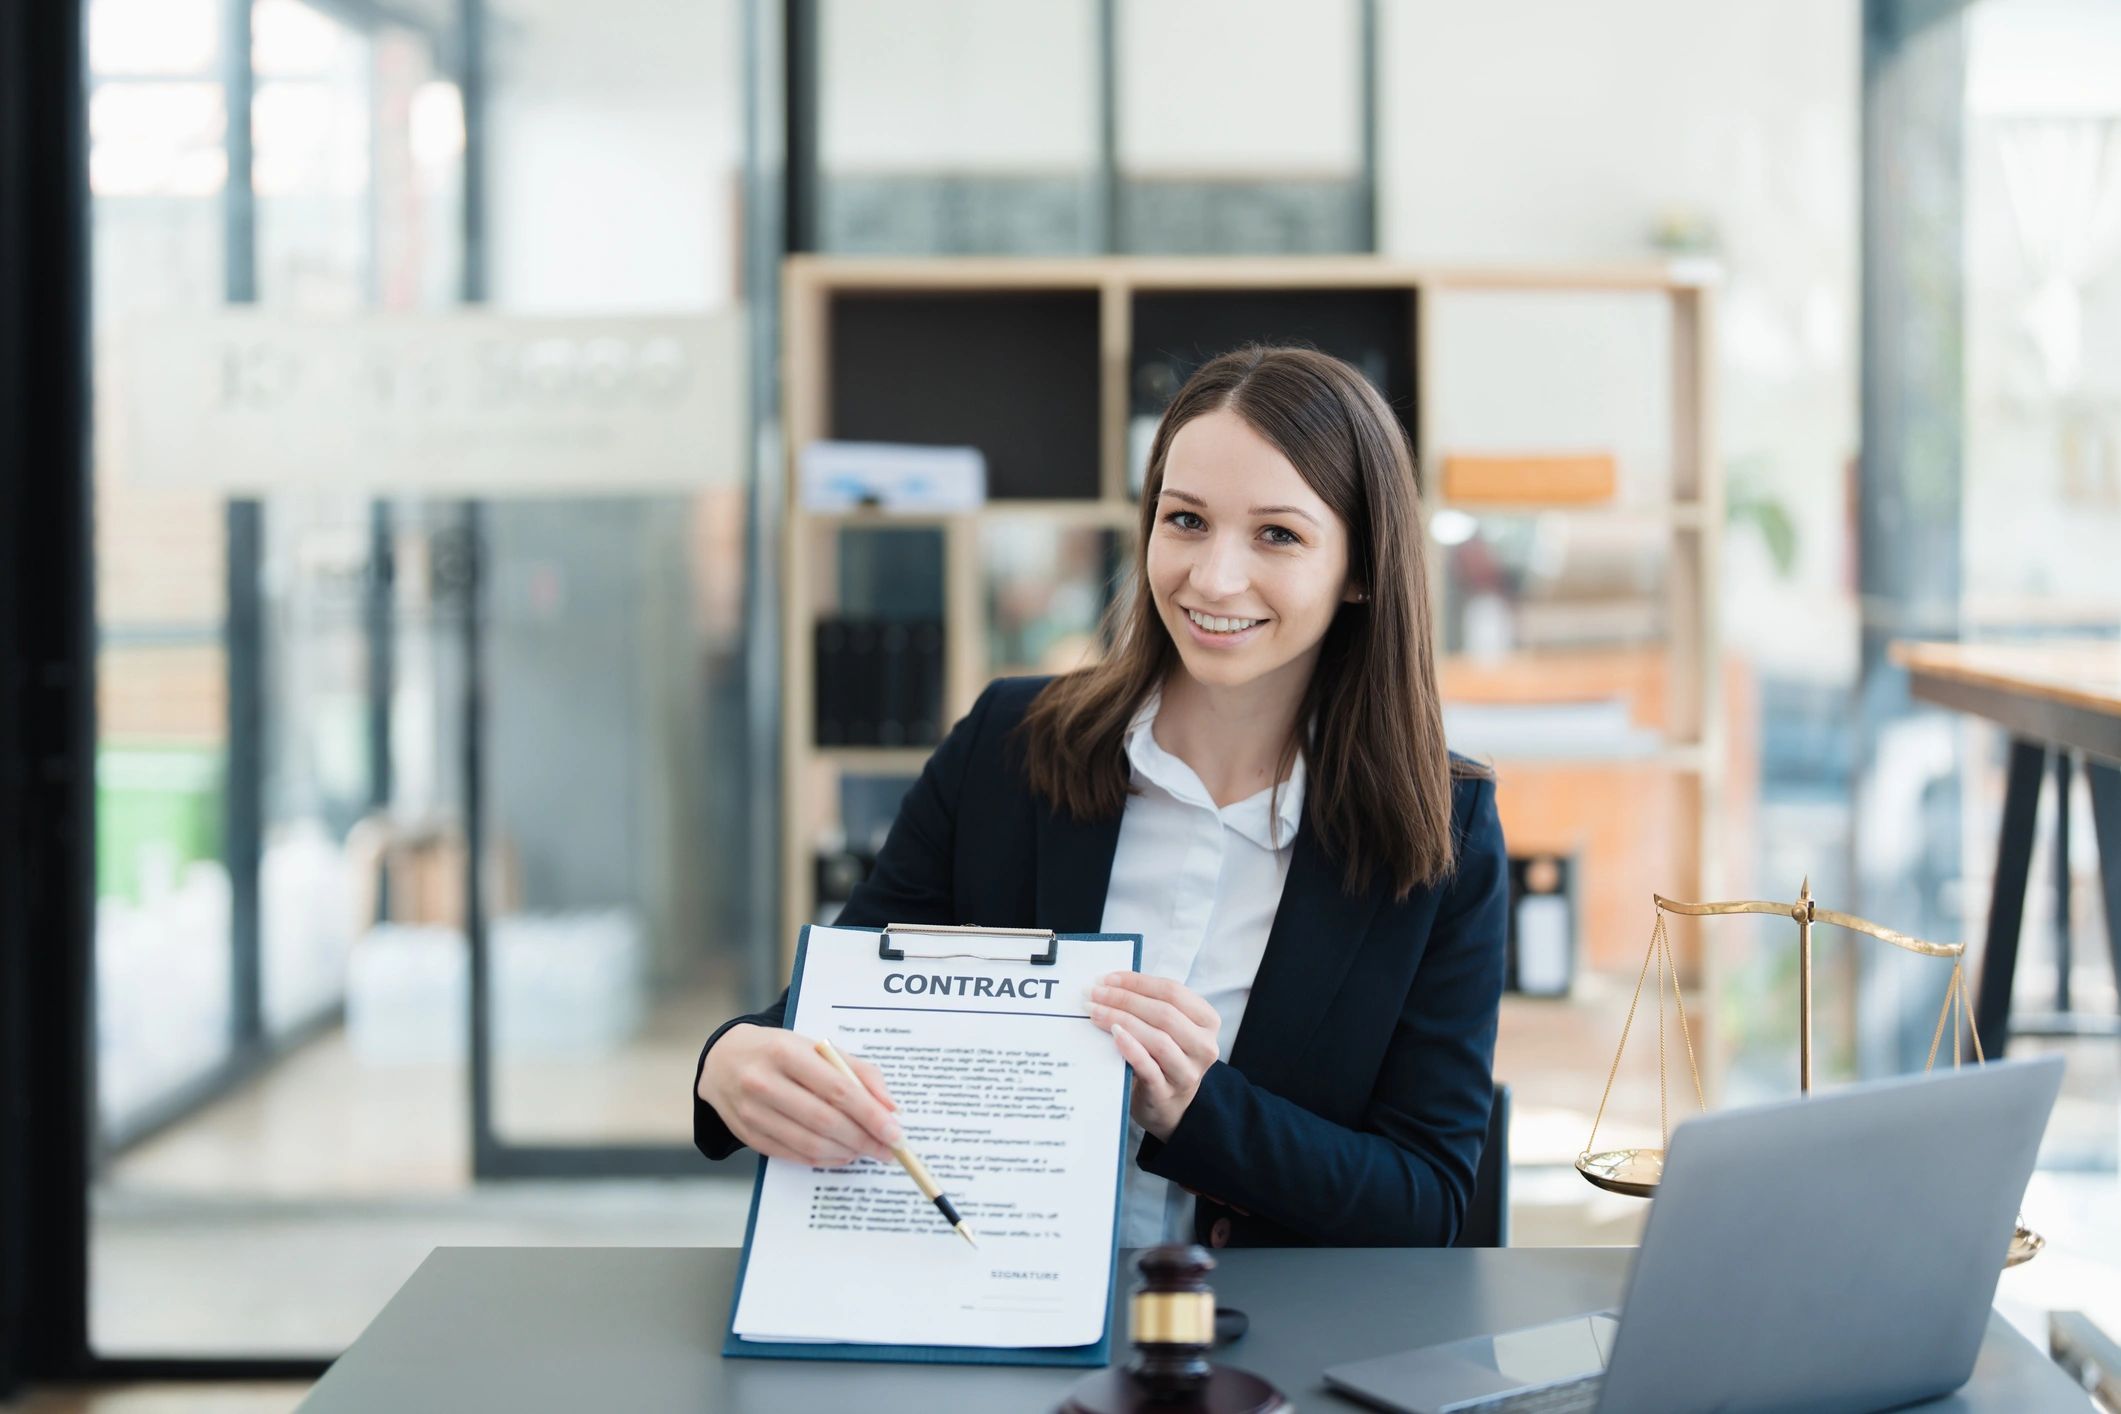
[1018,345,1482,902]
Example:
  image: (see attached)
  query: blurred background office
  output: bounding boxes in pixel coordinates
[2,0,2118,1398]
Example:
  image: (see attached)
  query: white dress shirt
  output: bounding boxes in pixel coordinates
[1099,690,1305,1248]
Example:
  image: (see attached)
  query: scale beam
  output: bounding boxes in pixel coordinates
[1654,894,1964,958]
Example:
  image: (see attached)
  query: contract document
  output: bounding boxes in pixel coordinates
[727,925,1139,1357]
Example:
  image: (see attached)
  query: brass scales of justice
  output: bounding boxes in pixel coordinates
[1576,878,2044,1268]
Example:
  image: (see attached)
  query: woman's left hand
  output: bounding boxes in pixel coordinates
[1089,972,1222,1141]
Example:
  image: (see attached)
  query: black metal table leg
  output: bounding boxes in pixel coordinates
[2053,750,2073,1013]
[1974,738,2047,1056]
[2089,759,2121,1017]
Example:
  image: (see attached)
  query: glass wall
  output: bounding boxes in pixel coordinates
[1964,0,2121,627]
[1849,0,2119,1338]
[89,0,236,1143]
[87,0,760,1356]
[1960,0,2121,1323]
[475,0,755,1160]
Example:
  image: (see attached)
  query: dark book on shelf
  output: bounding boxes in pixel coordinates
[814,615,946,748]
[814,619,850,746]
[907,620,944,743]
[877,622,911,746]
[845,620,881,745]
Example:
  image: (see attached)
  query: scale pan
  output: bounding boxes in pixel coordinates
[1576,1155,2043,1265]
[1577,1148,1662,1197]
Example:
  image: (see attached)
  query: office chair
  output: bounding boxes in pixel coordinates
[1452,1083,1511,1248]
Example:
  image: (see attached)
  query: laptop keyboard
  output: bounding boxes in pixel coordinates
[1452,1373,1604,1413]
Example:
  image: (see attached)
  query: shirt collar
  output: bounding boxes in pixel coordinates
[1123,688,1307,851]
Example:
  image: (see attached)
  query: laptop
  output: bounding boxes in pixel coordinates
[1324,1056,2065,1414]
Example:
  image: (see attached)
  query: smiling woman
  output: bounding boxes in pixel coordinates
[1024,345,1472,898]
[695,345,1508,1252]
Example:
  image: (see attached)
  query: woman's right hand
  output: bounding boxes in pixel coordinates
[697,1024,902,1167]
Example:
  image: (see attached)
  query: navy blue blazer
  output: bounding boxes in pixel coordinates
[693,675,1508,1248]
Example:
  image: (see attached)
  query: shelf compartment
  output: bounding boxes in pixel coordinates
[827,290,1102,501]
[1128,287,1418,493]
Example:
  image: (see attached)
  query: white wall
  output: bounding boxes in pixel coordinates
[1381,0,1861,673]
[486,0,742,312]
[1379,0,1854,267]
[822,0,1098,173]
[820,0,1364,177]
[487,91,738,312]
[1118,0,1360,175]
[1969,0,2121,115]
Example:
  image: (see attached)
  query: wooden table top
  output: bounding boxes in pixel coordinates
[1891,639,2121,720]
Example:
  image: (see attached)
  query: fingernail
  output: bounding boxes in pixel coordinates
[1091,985,1109,1001]
[883,1121,902,1144]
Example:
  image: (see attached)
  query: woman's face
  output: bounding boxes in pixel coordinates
[1146,407,1359,701]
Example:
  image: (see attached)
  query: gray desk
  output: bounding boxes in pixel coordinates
[300,1246,2092,1412]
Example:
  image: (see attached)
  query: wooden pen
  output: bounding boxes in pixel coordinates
[813,1039,979,1249]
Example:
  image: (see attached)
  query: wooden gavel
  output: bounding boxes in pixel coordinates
[1058,1244,1287,1413]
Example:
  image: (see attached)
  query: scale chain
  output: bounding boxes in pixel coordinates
[1583,909,1664,1160]
[1924,962,1991,1075]
[1585,909,1707,1162]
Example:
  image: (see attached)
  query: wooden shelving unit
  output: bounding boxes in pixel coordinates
[781,257,1725,1043]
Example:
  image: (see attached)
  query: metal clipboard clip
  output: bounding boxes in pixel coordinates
[879,922,1060,966]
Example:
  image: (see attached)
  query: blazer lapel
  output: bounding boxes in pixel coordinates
[1034,793,1382,1089]
[1227,817,1384,1090]
[1034,802,1123,936]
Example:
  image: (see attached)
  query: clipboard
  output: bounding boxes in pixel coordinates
[722,922,1143,1367]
